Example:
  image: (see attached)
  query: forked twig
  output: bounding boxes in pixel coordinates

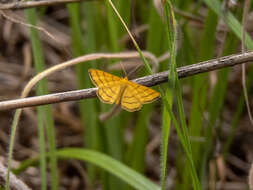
[1,51,253,110]
[0,10,58,43]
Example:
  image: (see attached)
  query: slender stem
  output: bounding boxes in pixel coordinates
[5,109,22,190]
[241,0,253,124]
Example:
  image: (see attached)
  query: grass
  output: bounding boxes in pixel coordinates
[67,2,101,184]
[4,0,253,189]
[25,8,58,190]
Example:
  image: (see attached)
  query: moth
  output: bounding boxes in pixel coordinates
[89,69,160,112]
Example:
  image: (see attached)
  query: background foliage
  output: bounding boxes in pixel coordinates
[1,0,253,189]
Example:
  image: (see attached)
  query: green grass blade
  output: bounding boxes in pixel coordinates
[103,114,124,190]
[82,2,97,53]
[146,2,165,57]
[188,9,218,163]
[104,2,126,189]
[25,8,58,190]
[207,32,239,149]
[125,107,153,189]
[106,0,120,52]
[163,1,201,189]
[160,91,172,189]
[175,81,201,190]
[204,0,253,49]
[118,0,131,37]
[175,26,198,190]
[161,1,178,189]
[188,8,218,188]
[145,4,172,189]
[57,148,161,190]
[15,148,161,190]
[36,108,47,190]
[125,3,165,190]
[6,110,21,190]
[67,2,102,185]
[125,109,149,174]
[13,157,39,175]
[107,0,152,74]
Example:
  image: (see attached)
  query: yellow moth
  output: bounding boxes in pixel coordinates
[89,69,160,112]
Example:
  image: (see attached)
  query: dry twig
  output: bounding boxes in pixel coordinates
[0,0,86,10]
[1,51,253,110]
[0,10,59,43]
[0,162,31,190]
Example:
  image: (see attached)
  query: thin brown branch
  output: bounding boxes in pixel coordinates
[0,0,85,10]
[1,51,253,110]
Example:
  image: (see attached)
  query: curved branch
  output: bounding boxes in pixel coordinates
[1,51,253,110]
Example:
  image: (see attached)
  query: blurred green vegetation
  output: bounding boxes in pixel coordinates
[10,0,253,190]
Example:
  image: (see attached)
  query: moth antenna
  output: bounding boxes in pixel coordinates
[120,61,128,77]
[126,63,143,78]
